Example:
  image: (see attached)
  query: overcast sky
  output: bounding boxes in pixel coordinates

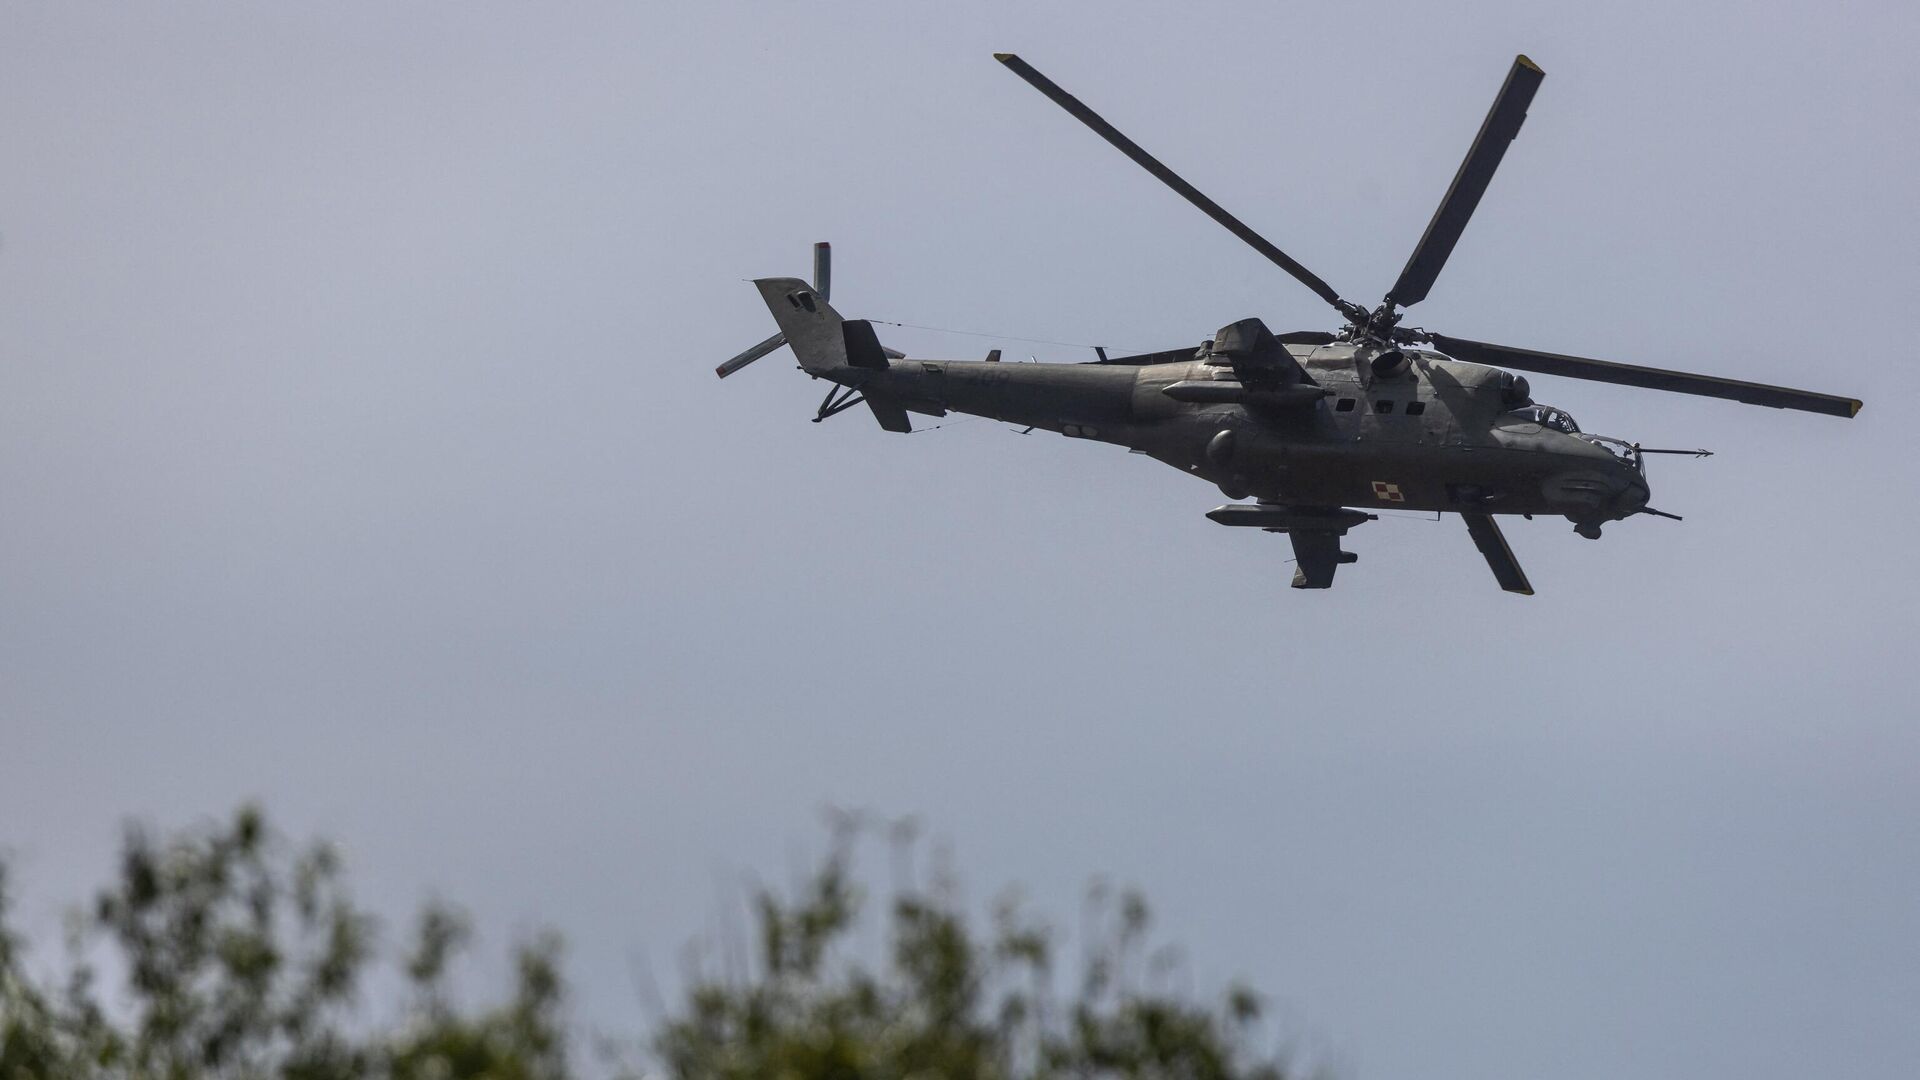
[3,2,1916,1077]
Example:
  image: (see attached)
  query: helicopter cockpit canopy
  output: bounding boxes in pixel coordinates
[1509,403,1642,469]
[1509,404,1579,433]
[1579,432,1641,469]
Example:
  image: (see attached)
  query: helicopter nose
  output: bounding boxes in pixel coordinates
[1613,471,1650,518]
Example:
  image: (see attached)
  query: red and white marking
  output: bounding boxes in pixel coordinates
[1371,481,1406,502]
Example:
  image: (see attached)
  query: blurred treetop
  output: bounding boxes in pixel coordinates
[1,808,1301,1080]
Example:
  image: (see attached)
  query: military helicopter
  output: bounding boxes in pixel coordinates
[718,53,1860,593]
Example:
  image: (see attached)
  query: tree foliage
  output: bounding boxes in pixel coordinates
[1,809,1299,1080]
[653,818,1292,1080]
[0,807,565,1080]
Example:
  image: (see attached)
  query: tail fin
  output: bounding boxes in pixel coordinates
[740,267,915,433]
[753,277,850,374]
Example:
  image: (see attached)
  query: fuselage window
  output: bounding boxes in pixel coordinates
[1405,400,1426,416]
[1335,398,1356,412]
[1374,400,1394,414]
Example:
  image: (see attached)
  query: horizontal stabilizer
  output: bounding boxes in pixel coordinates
[1095,345,1203,366]
[841,319,890,370]
[866,395,912,433]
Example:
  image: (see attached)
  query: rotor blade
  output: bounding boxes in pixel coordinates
[1461,512,1535,595]
[1387,55,1545,309]
[994,52,1356,317]
[812,241,831,302]
[1429,333,1863,418]
[716,331,785,379]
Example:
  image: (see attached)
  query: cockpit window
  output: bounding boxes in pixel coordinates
[1510,404,1579,433]
[1580,433,1641,470]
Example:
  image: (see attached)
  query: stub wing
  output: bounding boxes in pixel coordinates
[1207,504,1372,590]
[1462,512,1534,595]
[1285,531,1355,590]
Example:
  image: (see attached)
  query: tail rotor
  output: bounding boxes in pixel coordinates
[715,242,832,378]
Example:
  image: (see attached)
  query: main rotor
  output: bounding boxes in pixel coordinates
[993,52,1859,417]
[994,53,1542,352]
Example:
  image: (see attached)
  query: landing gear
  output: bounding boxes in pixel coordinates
[1573,520,1604,540]
[811,382,865,423]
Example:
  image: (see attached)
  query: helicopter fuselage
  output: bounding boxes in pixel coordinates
[829,343,1650,529]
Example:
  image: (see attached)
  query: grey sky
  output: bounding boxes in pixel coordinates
[3,2,1916,1077]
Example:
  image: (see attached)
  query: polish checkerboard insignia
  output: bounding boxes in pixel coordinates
[1371,480,1405,502]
